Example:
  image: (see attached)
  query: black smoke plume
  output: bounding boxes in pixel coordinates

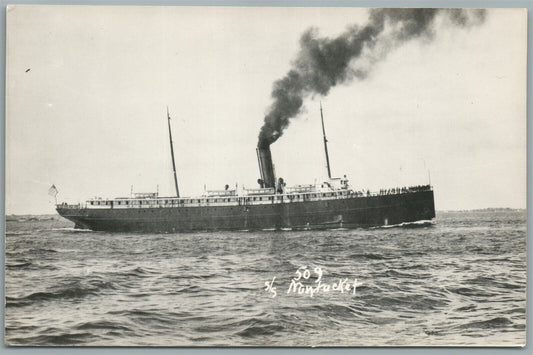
[257,8,486,148]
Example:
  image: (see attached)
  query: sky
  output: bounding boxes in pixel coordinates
[5,6,527,214]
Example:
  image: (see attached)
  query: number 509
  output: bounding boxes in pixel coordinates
[294,266,323,283]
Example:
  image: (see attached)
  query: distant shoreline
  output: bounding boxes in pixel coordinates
[438,208,526,213]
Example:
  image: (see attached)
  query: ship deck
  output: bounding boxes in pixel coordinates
[57,185,432,210]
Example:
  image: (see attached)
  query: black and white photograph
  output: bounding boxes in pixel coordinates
[4,5,527,346]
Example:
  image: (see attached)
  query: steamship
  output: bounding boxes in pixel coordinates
[56,107,435,232]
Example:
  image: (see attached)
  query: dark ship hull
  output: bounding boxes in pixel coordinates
[56,189,435,233]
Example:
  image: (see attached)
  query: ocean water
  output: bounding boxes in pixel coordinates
[4,210,526,346]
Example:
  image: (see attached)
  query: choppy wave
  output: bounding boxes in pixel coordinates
[6,279,117,308]
[6,260,33,268]
[5,231,29,236]
[51,227,94,232]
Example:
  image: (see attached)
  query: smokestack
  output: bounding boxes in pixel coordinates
[256,147,276,188]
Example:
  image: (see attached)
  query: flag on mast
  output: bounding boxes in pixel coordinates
[48,184,58,197]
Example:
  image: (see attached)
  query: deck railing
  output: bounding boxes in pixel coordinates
[57,185,432,210]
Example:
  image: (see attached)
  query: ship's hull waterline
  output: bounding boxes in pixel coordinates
[56,190,435,233]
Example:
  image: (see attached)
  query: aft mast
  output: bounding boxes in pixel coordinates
[167,107,180,198]
[320,102,332,179]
